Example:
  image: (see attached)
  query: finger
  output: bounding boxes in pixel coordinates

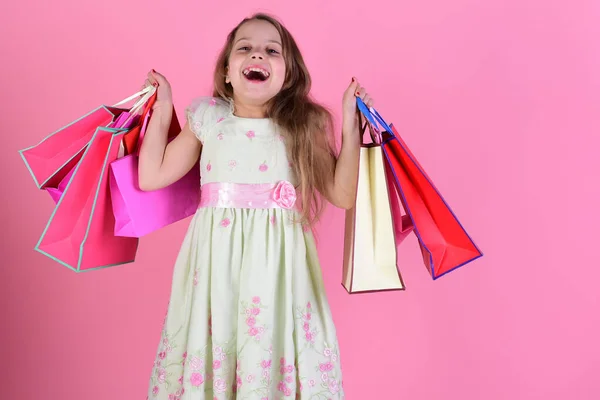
[151,69,168,86]
[346,78,359,94]
[366,97,375,108]
[362,93,371,105]
[355,86,365,97]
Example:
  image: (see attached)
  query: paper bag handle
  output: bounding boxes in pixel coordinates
[356,97,394,135]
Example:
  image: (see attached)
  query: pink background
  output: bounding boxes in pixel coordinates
[2,0,599,399]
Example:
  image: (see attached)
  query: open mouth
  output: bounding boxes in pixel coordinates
[243,66,270,82]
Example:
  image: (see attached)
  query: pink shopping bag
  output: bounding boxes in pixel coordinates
[108,107,200,238]
[19,86,156,200]
[35,125,139,272]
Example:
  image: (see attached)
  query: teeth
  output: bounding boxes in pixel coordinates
[243,67,270,77]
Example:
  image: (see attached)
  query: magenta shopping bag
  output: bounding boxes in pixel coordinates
[108,108,200,238]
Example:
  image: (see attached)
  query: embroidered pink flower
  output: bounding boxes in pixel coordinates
[248,327,259,336]
[284,387,292,396]
[192,121,202,132]
[259,163,269,172]
[159,351,166,359]
[280,357,286,366]
[209,98,217,106]
[251,307,261,316]
[178,375,184,384]
[214,378,227,393]
[246,130,256,139]
[286,365,294,373]
[152,386,159,395]
[213,360,221,370]
[252,296,261,304]
[246,316,256,326]
[228,160,237,170]
[217,133,224,140]
[321,372,329,382]
[272,180,297,209]
[214,346,223,355]
[220,218,231,227]
[206,161,212,172]
[319,362,334,372]
[305,331,314,342]
[247,374,255,383]
[303,322,310,332]
[309,379,316,387]
[193,271,198,286]
[285,375,293,383]
[323,348,332,357]
[217,117,225,123]
[261,359,272,369]
[270,215,276,225]
[328,379,340,394]
[157,368,167,383]
[190,356,202,371]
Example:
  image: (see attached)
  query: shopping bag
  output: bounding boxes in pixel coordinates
[356,98,483,280]
[342,120,406,293]
[35,125,139,272]
[19,86,156,199]
[108,105,200,238]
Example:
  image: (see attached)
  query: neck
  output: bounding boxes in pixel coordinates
[232,96,268,118]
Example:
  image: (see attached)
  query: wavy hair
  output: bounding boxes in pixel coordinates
[212,13,337,227]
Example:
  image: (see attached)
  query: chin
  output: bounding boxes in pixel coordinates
[238,87,279,105]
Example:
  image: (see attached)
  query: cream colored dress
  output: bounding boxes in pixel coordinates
[146,97,344,400]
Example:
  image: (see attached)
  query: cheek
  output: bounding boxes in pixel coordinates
[272,60,287,83]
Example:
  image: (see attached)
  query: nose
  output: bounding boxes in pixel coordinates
[251,51,264,60]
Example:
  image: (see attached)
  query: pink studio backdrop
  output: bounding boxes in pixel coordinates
[1,0,599,399]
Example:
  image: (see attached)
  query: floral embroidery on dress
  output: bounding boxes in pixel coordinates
[241,296,267,342]
[259,162,269,172]
[246,130,256,140]
[220,218,231,228]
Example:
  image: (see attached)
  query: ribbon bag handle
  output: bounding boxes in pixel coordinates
[113,85,155,108]
[356,97,394,135]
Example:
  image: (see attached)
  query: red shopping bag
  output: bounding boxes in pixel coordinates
[356,98,483,279]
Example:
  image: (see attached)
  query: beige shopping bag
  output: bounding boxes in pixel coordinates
[342,123,407,293]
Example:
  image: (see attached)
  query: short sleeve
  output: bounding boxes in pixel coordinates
[185,96,231,143]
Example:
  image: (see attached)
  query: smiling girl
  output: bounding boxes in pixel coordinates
[140,13,375,399]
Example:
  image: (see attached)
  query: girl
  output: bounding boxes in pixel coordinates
[140,13,375,400]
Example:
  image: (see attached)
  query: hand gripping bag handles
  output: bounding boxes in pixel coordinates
[356,97,483,280]
[342,113,411,293]
[108,94,201,238]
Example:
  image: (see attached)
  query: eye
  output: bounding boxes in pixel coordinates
[238,46,251,51]
[268,48,280,55]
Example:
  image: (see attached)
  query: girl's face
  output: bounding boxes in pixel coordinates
[227,19,286,109]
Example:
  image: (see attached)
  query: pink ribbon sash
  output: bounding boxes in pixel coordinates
[199,181,298,210]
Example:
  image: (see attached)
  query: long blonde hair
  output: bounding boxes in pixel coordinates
[212,13,337,227]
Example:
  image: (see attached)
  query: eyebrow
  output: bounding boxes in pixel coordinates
[234,37,282,46]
